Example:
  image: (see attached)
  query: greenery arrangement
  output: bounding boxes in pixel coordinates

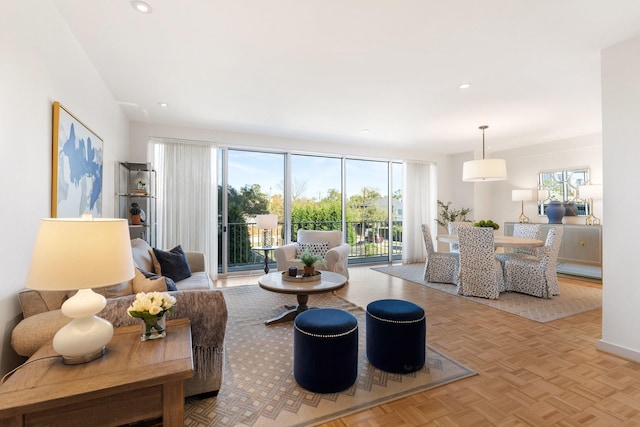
[299,249,326,267]
[473,219,500,230]
[436,200,472,228]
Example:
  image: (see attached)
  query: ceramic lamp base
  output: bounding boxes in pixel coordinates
[54,289,114,364]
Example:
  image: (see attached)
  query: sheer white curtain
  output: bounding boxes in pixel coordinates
[149,138,218,278]
[402,161,436,264]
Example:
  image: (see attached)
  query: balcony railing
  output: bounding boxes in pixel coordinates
[219,220,402,273]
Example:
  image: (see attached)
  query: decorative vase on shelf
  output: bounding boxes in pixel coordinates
[546,201,565,224]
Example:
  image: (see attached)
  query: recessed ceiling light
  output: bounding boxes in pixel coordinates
[158,102,168,107]
[360,129,370,134]
[131,1,152,14]
[459,83,472,89]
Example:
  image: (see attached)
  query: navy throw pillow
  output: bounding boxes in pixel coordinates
[137,267,178,291]
[152,245,192,282]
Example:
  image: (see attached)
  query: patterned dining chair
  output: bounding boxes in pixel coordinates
[496,223,542,264]
[512,223,542,255]
[447,221,474,253]
[457,227,505,299]
[421,224,459,285]
[504,227,564,298]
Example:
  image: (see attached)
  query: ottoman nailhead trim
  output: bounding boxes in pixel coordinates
[295,324,358,338]
[366,311,425,324]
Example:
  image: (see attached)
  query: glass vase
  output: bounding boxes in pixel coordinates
[141,315,166,341]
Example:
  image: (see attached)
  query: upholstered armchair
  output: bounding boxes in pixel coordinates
[421,224,459,285]
[274,229,350,279]
[504,227,564,298]
[457,226,505,299]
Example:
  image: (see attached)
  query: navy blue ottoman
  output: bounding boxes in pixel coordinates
[293,308,358,393]
[366,299,426,373]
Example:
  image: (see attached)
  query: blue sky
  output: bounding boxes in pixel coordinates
[227,150,402,200]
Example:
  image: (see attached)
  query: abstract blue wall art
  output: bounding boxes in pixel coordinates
[52,102,103,218]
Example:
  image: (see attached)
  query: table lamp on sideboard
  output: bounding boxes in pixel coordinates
[512,189,533,223]
[25,217,135,364]
[578,184,603,226]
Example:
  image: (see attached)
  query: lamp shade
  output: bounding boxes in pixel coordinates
[256,214,278,230]
[579,184,603,200]
[26,218,135,291]
[537,189,550,201]
[462,158,507,182]
[512,189,533,202]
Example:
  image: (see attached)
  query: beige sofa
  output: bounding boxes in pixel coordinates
[11,238,227,398]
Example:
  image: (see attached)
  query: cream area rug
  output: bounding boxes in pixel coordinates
[372,263,602,323]
[184,285,476,427]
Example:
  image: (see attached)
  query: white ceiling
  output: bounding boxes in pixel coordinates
[51,0,640,154]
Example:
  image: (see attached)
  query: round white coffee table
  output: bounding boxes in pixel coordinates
[258,271,347,325]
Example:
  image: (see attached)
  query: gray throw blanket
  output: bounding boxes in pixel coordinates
[100,289,228,379]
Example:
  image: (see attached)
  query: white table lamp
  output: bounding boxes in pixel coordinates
[25,217,135,364]
[512,189,533,223]
[579,185,603,225]
[256,214,278,247]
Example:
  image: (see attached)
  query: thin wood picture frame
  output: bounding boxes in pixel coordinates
[51,101,103,218]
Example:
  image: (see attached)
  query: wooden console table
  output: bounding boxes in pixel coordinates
[0,318,193,427]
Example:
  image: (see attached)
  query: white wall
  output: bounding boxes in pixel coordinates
[599,36,640,362]
[130,122,450,165]
[0,1,129,374]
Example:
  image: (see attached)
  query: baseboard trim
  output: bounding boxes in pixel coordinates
[597,340,640,363]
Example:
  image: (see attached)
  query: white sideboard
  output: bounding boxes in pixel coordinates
[504,222,602,279]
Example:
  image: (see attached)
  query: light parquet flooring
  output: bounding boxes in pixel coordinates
[214,266,640,426]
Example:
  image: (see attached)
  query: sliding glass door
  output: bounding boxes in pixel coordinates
[218,148,403,274]
[219,149,284,273]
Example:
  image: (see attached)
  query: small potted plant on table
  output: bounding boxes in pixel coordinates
[300,249,326,276]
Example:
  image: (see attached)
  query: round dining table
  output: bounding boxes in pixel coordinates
[437,234,544,248]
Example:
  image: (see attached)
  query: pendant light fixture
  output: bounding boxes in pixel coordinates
[462,125,507,182]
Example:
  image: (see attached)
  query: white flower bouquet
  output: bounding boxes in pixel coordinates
[135,177,148,188]
[128,292,176,340]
